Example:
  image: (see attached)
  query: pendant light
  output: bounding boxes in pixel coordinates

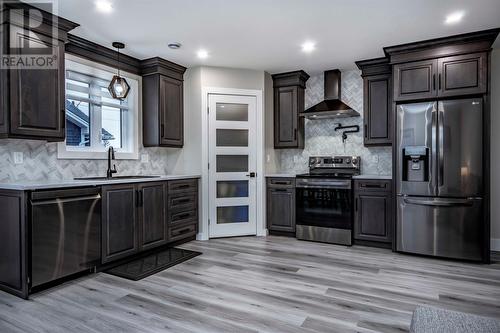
[108,42,130,100]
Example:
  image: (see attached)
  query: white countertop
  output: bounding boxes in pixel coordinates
[265,173,296,178]
[0,174,201,191]
[352,175,392,180]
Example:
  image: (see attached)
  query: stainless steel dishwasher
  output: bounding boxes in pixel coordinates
[30,187,101,288]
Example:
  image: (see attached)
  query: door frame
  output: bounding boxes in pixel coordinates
[199,87,265,240]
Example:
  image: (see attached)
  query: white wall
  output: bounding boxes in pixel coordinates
[491,48,500,250]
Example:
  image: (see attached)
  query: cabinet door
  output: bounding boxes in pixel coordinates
[274,86,299,148]
[438,52,487,97]
[393,59,438,101]
[160,75,183,147]
[138,182,167,251]
[267,187,295,232]
[102,185,138,263]
[9,33,65,140]
[354,192,391,243]
[364,74,392,146]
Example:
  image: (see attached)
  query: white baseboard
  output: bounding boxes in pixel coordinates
[491,238,500,252]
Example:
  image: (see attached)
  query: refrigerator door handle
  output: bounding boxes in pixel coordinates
[431,108,438,190]
[438,108,444,187]
[403,197,475,207]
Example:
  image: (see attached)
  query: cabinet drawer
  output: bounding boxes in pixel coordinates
[168,179,198,195]
[169,209,198,226]
[169,223,197,242]
[267,178,295,188]
[168,192,197,211]
[355,180,391,192]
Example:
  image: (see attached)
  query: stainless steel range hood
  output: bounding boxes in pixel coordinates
[300,69,359,119]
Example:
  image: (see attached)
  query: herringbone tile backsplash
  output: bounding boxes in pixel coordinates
[279,70,392,175]
[0,140,168,182]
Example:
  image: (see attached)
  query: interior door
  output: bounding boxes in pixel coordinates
[208,94,257,238]
[438,99,483,197]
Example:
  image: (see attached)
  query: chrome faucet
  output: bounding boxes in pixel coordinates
[106,147,118,178]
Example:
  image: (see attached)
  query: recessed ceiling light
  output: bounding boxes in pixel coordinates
[445,11,465,24]
[301,41,316,53]
[168,42,182,50]
[95,0,113,13]
[197,49,209,59]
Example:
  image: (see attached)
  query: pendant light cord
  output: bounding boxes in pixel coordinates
[117,47,121,76]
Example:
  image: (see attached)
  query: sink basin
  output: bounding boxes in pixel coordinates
[74,175,160,181]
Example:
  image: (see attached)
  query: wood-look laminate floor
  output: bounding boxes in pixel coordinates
[1,236,499,333]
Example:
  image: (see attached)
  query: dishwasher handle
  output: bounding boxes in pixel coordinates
[31,194,101,206]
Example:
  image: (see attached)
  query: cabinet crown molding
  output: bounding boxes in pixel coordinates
[1,1,79,34]
[384,28,500,64]
[140,57,187,80]
[355,57,391,76]
[272,70,310,88]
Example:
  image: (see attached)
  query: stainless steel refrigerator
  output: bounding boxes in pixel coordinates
[396,98,485,261]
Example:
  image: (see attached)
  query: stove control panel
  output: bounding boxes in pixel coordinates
[309,156,361,171]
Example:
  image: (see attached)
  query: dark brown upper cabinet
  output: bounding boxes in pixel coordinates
[438,52,487,97]
[272,71,309,149]
[393,59,438,101]
[0,2,78,141]
[141,58,186,148]
[356,57,392,146]
[385,28,499,102]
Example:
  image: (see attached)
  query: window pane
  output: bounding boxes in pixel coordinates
[65,99,91,147]
[216,155,248,172]
[216,103,248,121]
[216,129,248,147]
[217,181,249,198]
[101,106,122,148]
[217,206,248,224]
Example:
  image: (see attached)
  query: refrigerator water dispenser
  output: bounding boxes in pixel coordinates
[402,146,429,182]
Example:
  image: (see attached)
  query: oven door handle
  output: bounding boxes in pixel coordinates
[296,184,351,189]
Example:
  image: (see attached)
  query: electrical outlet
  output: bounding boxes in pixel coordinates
[13,152,23,164]
[140,154,149,163]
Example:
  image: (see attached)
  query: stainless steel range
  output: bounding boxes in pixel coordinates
[295,156,360,245]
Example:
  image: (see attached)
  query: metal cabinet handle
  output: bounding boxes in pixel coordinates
[294,129,297,141]
[364,124,367,138]
[161,124,165,138]
[433,74,436,90]
[273,188,288,192]
[174,198,191,205]
[438,73,442,90]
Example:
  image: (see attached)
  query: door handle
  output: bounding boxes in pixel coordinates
[438,109,444,187]
[246,172,256,178]
[403,198,474,207]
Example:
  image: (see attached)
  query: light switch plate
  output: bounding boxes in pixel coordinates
[140,154,149,163]
[13,152,23,164]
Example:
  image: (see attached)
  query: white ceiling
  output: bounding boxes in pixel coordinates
[57,0,500,74]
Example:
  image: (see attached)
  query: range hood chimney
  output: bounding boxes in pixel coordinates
[300,69,360,119]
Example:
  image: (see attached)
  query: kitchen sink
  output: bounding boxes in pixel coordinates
[74,175,160,181]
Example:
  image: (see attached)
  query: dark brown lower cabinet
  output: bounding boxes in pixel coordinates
[354,179,392,245]
[167,179,199,242]
[102,179,198,263]
[266,178,296,233]
[101,184,139,263]
[138,182,167,251]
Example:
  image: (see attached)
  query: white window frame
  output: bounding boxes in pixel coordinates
[58,55,140,160]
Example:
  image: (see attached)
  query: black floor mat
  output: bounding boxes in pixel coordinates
[105,248,202,281]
